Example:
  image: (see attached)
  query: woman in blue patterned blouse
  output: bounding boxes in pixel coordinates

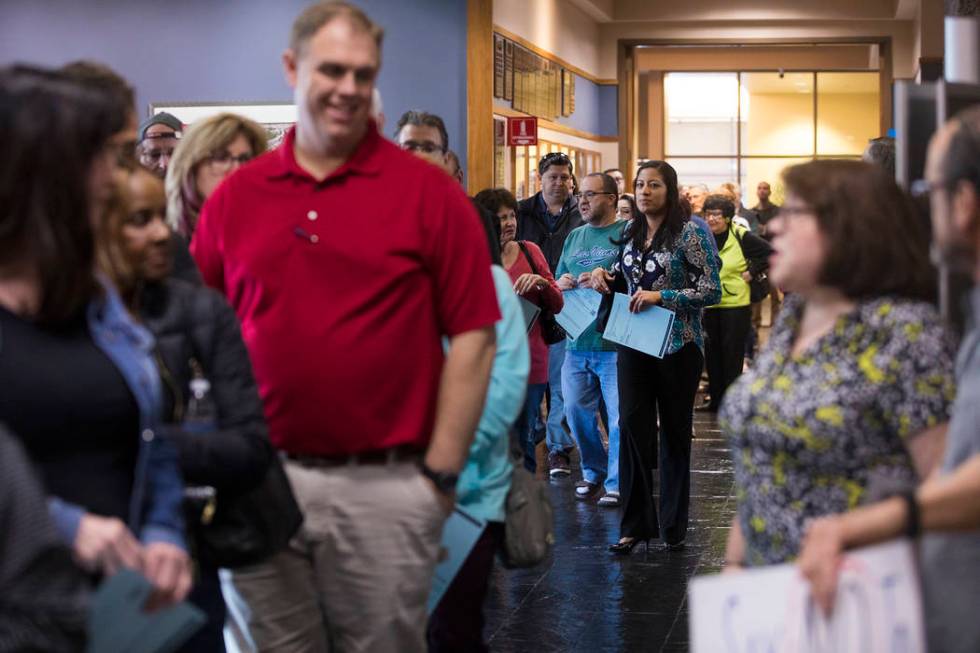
[592,161,721,553]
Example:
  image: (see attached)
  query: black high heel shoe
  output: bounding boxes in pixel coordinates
[608,537,650,555]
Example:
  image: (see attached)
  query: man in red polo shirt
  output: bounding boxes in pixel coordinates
[191,2,499,651]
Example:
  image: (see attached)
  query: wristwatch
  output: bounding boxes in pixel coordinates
[420,463,459,495]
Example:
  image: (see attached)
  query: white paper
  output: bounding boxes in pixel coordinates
[689,540,926,653]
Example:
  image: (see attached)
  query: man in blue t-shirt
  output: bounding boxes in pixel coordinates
[555,172,624,506]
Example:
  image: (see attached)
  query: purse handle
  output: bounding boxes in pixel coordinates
[516,241,540,277]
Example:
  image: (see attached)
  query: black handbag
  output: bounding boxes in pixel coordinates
[733,230,771,303]
[193,453,303,569]
[516,241,566,345]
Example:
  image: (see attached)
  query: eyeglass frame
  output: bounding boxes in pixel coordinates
[204,151,253,172]
[538,151,573,175]
[399,140,446,155]
[573,190,616,202]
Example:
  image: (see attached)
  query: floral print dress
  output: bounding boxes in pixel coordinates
[720,293,957,565]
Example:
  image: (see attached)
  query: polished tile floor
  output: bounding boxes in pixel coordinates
[485,409,734,653]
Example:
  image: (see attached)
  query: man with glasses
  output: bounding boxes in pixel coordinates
[554,172,624,505]
[518,152,584,477]
[137,112,182,178]
[394,110,450,169]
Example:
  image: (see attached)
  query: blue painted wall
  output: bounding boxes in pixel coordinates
[553,75,617,138]
[0,0,469,158]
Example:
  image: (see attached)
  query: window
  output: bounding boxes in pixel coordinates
[661,71,879,205]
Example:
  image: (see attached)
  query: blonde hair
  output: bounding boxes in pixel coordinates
[165,112,268,237]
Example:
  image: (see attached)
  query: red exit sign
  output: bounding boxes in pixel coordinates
[507,116,538,146]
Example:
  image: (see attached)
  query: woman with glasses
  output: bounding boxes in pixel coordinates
[474,187,563,472]
[592,161,721,553]
[720,160,955,570]
[700,194,772,413]
[166,113,267,240]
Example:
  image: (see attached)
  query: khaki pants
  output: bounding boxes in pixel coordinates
[228,460,447,653]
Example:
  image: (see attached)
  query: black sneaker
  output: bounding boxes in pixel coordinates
[548,451,571,477]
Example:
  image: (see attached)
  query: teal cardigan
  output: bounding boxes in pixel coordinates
[454,265,529,523]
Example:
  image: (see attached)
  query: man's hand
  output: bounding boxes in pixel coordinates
[590,268,614,294]
[143,542,193,612]
[629,290,661,312]
[514,273,546,296]
[422,477,455,516]
[556,273,577,291]
[74,513,144,575]
[799,516,846,616]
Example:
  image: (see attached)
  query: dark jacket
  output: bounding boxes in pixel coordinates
[516,192,583,275]
[0,426,88,652]
[138,278,272,496]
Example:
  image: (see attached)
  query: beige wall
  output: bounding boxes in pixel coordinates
[493,0,604,78]
[611,0,900,21]
[598,20,918,80]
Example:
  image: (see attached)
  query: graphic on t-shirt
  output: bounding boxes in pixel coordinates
[567,245,619,271]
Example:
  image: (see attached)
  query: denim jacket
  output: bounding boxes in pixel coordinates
[47,280,186,550]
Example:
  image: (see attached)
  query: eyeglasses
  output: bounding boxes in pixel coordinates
[574,191,615,202]
[139,146,175,166]
[776,205,815,219]
[206,151,252,172]
[703,210,727,220]
[400,141,445,155]
[539,152,573,174]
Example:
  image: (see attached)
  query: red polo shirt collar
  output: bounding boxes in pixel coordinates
[270,121,384,183]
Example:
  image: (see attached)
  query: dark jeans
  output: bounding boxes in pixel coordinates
[704,306,751,410]
[427,522,505,653]
[179,563,226,653]
[516,383,548,472]
[617,343,703,544]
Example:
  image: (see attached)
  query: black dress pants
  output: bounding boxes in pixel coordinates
[703,306,751,411]
[617,343,703,544]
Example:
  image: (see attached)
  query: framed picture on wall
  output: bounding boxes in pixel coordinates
[147,101,297,148]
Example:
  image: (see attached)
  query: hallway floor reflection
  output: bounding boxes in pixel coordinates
[485,411,733,652]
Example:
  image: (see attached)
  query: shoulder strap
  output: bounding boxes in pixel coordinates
[516,241,540,276]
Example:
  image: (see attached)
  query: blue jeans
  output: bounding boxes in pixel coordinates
[545,339,575,454]
[515,383,548,472]
[561,350,620,493]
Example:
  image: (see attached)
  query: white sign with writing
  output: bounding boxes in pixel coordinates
[689,539,926,653]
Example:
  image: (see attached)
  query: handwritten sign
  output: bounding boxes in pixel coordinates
[689,540,926,653]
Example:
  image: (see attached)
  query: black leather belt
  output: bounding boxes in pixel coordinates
[285,444,424,468]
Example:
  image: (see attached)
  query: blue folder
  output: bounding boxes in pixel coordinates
[553,288,602,340]
[602,293,675,358]
[87,569,206,653]
[428,507,486,614]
